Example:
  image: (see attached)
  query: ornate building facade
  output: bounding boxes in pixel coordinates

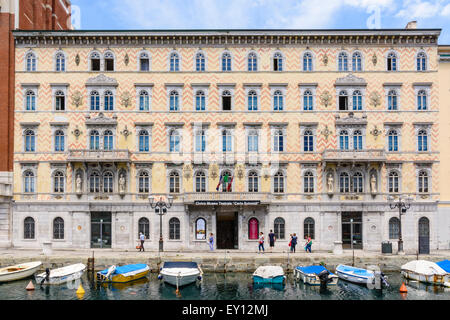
[11,27,444,252]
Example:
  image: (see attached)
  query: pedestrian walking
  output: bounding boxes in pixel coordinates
[139,232,145,252]
[291,233,298,253]
[258,232,265,253]
[305,235,312,253]
[208,233,214,251]
[268,230,276,252]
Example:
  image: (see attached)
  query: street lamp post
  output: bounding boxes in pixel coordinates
[388,195,412,254]
[149,196,173,252]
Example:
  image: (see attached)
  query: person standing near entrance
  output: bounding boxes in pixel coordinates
[305,235,312,253]
[258,232,265,253]
[290,233,298,253]
[139,232,145,252]
[268,230,276,252]
[208,233,214,251]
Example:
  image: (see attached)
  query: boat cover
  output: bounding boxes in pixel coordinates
[436,260,450,273]
[163,262,198,269]
[336,265,373,277]
[296,265,332,275]
[401,260,447,276]
[253,266,284,279]
[99,264,149,277]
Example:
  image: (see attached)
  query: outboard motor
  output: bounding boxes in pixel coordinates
[318,269,331,291]
[373,271,389,289]
[40,268,50,285]
[380,272,389,288]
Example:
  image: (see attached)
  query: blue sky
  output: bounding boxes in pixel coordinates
[71,0,450,44]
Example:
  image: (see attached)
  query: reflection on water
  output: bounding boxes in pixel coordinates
[0,272,449,300]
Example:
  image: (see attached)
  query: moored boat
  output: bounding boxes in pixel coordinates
[158,262,203,287]
[0,261,42,283]
[336,264,388,288]
[294,265,339,286]
[401,260,450,287]
[252,266,286,284]
[97,264,150,283]
[35,263,86,285]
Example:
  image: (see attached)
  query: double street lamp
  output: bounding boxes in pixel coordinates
[149,195,174,252]
[388,195,412,254]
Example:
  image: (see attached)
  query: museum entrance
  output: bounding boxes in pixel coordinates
[216,211,238,249]
[342,212,363,249]
[91,212,112,248]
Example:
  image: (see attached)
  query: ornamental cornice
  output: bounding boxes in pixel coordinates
[86,74,118,87]
[335,73,367,87]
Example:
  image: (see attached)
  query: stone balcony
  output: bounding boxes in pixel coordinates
[183,192,272,204]
[67,149,131,163]
[322,149,386,163]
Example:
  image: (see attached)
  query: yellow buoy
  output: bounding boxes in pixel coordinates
[76,284,85,295]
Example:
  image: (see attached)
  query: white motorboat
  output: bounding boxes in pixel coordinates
[294,265,339,286]
[35,263,86,285]
[0,261,42,283]
[401,260,450,287]
[253,266,286,284]
[158,262,203,287]
[336,264,389,288]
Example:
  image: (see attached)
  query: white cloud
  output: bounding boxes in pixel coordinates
[442,3,450,16]
[396,0,450,19]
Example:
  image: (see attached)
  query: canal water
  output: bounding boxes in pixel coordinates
[0,272,448,300]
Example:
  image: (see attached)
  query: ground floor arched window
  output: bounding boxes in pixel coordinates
[169,217,180,240]
[195,218,206,240]
[389,217,400,239]
[53,217,64,240]
[139,217,150,239]
[24,217,35,239]
[274,217,285,240]
[304,217,315,239]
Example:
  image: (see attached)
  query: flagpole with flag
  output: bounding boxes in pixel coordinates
[227,175,234,192]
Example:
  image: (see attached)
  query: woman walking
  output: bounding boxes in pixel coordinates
[305,236,312,253]
[258,232,265,253]
[208,233,214,251]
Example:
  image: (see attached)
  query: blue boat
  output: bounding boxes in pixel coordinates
[294,265,339,286]
[336,264,388,288]
[97,264,150,283]
[252,266,285,284]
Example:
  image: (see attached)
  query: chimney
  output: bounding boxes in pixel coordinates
[405,21,417,29]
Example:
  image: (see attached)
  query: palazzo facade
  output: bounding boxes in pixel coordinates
[11,27,445,252]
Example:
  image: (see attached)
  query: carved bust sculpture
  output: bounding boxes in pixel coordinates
[371,174,377,193]
[119,174,126,193]
[76,174,82,193]
[327,174,334,193]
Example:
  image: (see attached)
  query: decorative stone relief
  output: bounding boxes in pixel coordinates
[370,91,381,108]
[72,126,82,140]
[320,91,332,108]
[183,164,192,180]
[372,53,377,66]
[121,91,131,108]
[75,53,80,66]
[71,91,83,108]
[119,173,126,195]
[210,164,218,180]
[124,53,130,66]
[120,125,131,139]
[370,125,382,140]
[236,164,244,180]
[321,125,333,141]
[322,53,329,66]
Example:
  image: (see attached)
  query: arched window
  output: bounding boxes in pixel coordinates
[248,90,258,111]
[53,171,65,193]
[169,52,180,71]
[418,129,428,152]
[222,90,232,110]
[304,218,315,239]
[303,52,313,71]
[138,171,150,193]
[273,52,283,71]
[352,52,362,72]
[195,130,206,152]
[273,90,283,111]
[169,171,180,193]
[103,172,113,193]
[274,171,284,193]
[418,171,429,193]
[139,90,150,111]
[222,130,232,152]
[104,51,114,71]
[304,130,314,152]
[169,217,180,240]
[339,130,349,150]
[353,130,363,150]
[220,170,233,192]
[195,90,206,111]
[195,52,205,72]
[339,172,350,193]
[90,52,101,71]
[195,171,206,193]
[304,171,314,193]
[352,90,362,111]
[53,217,64,239]
[303,90,313,111]
[139,130,149,152]
[169,90,179,111]
[388,129,398,152]
[248,218,259,240]
[248,171,259,193]
[24,217,35,239]
[104,90,114,111]
[389,171,399,193]
[26,52,36,71]
[140,52,150,71]
[55,90,66,111]
[24,171,35,193]
[90,91,100,111]
[417,90,427,110]
[103,130,114,151]
[248,130,258,152]
[90,130,100,150]
[54,130,65,152]
[388,90,398,110]
[222,52,232,71]
[248,52,257,71]
[25,130,36,152]
[138,218,150,238]
[55,52,65,72]
[89,172,100,193]
[274,218,285,240]
[352,172,363,193]
[338,52,348,71]
[387,52,398,71]
[274,130,284,152]
[26,90,36,111]
[195,218,206,240]
[389,217,400,239]
[417,52,427,71]
[339,90,348,110]
[169,130,180,152]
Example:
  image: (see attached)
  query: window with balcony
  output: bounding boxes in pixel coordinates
[103,130,114,151]
[339,130,349,150]
[339,90,348,110]
[89,130,100,150]
[104,90,114,111]
[304,172,314,193]
[339,172,350,193]
[353,130,363,150]
[195,171,206,193]
[352,90,362,111]
[54,130,65,152]
[90,91,100,111]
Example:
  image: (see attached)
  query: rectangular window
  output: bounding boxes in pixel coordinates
[222,96,231,111]
[91,59,100,71]
[339,96,348,110]
[105,59,114,71]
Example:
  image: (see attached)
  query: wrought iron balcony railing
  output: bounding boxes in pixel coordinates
[67,149,131,162]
